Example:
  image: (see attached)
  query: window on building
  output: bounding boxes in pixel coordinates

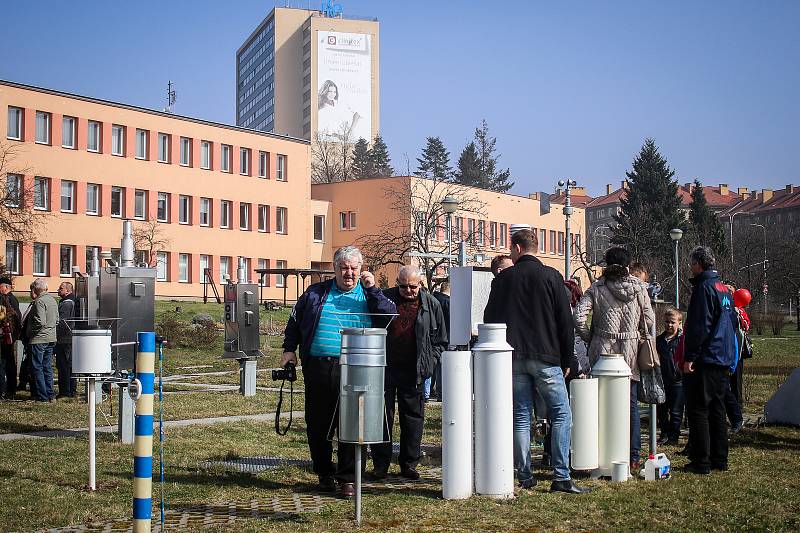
[478,220,486,246]
[258,151,268,178]
[221,145,231,172]
[199,255,210,282]
[455,216,464,239]
[33,242,48,275]
[33,176,49,210]
[180,137,191,166]
[313,215,325,242]
[111,124,124,156]
[5,174,21,207]
[178,195,190,224]
[156,251,168,281]
[276,259,287,287]
[239,202,251,230]
[111,186,124,217]
[276,207,287,234]
[557,231,565,255]
[178,253,190,283]
[157,192,169,222]
[500,223,507,248]
[258,258,269,287]
[240,148,250,175]
[467,219,476,245]
[575,234,581,255]
[60,244,74,276]
[219,256,230,282]
[7,106,22,140]
[35,111,51,144]
[85,245,100,273]
[87,121,101,152]
[489,222,497,247]
[240,257,251,282]
[276,154,286,181]
[199,197,211,226]
[136,129,148,159]
[5,241,21,274]
[338,211,356,230]
[220,200,232,228]
[86,183,100,215]
[157,133,170,163]
[539,229,546,254]
[549,230,556,254]
[134,189,146,220]
[258,204,269,232]
[60,180,75,213]
[62,116,76,148]
[200,140,211,169]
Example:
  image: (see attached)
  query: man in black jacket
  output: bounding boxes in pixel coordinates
[371,266,448,480]
[484,229,588,494]
[55,282,78,398]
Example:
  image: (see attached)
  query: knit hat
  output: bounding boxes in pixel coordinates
[0,277,12,286]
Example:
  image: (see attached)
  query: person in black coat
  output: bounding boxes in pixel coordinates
[484,229,589,494]
[0,277,21,399]
[427,281,450,401]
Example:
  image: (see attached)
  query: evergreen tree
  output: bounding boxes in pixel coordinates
[415,137,452,180]
[454,142,487,187]
[368,135,394,177]
[688,179,728,257]
[351,137,371,179]
[474,119,514,192]
[612,138,684,272]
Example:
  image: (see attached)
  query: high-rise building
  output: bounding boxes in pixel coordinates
[236,7,380,143]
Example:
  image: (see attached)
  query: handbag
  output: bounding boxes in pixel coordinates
[741,332,753,359]
[637,300,659,371]
[638,367,666,404]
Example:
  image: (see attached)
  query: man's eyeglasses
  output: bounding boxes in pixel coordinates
[397,283,419,290]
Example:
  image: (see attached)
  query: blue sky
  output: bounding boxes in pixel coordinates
[2,1,798,196]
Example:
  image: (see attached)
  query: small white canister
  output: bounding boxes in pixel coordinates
[72,329,113,376]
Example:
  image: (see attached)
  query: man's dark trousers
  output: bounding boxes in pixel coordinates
[55,343,76,397]
[685,364,729,469]
[0,343,16,397]
[302,356,360,483]
[372,369,424,472]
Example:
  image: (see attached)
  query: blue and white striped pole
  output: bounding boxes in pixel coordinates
[133,332,155,532]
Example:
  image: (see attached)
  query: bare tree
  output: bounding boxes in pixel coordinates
[358,176,487,288]
[0,142,51,244]
[311,123,356,184]
[132,219,171,268]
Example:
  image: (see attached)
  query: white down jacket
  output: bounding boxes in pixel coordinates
[573,275,655,381]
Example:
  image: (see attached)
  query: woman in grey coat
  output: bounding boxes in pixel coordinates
[573,246,655,470]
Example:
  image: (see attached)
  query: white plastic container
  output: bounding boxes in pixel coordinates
[71,329,112,376]
[591,353,632,477]
[644,453,671,480]
[570,378,599,470]
[441,350,473,500]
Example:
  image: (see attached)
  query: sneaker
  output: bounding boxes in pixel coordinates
[550,479,591,494]
[400,468,420,480]
[519,477,537,489]
[730,420,744,435]
[318,476,336,492]
[370,468,388,481]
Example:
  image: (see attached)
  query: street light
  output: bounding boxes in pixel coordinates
[558,179,577,279]
[750,223,767,314]
[441,195,459,269]
[670,228,684,308]
[727,210,750,264]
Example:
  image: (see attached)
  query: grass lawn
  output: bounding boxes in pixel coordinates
[1,304,798,531]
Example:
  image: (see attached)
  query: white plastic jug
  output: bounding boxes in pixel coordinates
[644,453,671,480]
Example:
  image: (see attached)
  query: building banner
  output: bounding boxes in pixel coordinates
[316,31,372,143]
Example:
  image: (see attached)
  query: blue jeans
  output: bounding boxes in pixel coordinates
[423,376,431,399]
[30,342,55,401]
[631,381,641,463]
[513,358,571,482]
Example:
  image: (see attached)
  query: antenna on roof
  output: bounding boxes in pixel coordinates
[164,81,177,114]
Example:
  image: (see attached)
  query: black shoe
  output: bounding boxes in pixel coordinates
[676,446,691,456]
[400,468,420,480]
[710,463,728,472]
[730,420,744,435]
[683,462,710,475]
[657,435,672,446]
[550,480,591,494]
[370,468,388,481]
[519,477,537,489]
[318,476,336,492]
[338,482,355,499]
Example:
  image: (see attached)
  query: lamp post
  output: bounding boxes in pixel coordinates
[591,224,608,264]
[670,228,684,308]
[727,210,750,264]
[441,195,459,269]
[558,179,577,279]
[750,223,767,314]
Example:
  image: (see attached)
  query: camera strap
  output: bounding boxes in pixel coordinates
[274,378,293,436]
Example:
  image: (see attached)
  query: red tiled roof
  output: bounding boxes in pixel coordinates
[588,183,745,209]
[720,186,800,216]
[548,192,593,208]
[586,188,626,208]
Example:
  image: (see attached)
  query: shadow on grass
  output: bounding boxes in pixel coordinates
[733,427,800,451]
[113,467,294,492]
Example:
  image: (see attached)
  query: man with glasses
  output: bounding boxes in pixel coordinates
[281,246,395,499]
[370,266,448,480]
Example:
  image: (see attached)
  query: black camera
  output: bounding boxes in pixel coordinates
[272,362,297,382]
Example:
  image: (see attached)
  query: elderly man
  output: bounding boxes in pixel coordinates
[55,282,78,398]
[371,266,447,480]
[281,246,396,498]
[0,277,21,399]
[26,279,59,402]
[683,246,739,474]
[484,229,589,494]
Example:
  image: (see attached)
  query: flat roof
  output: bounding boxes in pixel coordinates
[0,79,309,145]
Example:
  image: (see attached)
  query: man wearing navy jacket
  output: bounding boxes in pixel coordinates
[683,246,739,474]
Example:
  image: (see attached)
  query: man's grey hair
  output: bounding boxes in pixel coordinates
[30,278,48,295]
[333,246,363,267]
[398,265,422,280]
[690,246,716,270]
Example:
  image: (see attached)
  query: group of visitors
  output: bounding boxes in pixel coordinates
[0,276,78,402]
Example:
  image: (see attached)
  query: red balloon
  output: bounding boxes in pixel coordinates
[734,288,752,308]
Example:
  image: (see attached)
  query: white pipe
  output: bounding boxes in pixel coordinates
[441,350,473,499]
[88,377,96,491]
[473,324,514,499]
[570,378,599,470]
[354,445,361,525]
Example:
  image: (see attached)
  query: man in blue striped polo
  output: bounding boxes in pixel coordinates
[281,246,396,498]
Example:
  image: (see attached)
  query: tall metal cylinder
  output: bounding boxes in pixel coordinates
[338,328,387,444]
[133,332,156,532]
[121,220,135,267]
[592,354,631,477]
[441,350,473,499]
[570,377,599,470]
[473,323,514,499]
